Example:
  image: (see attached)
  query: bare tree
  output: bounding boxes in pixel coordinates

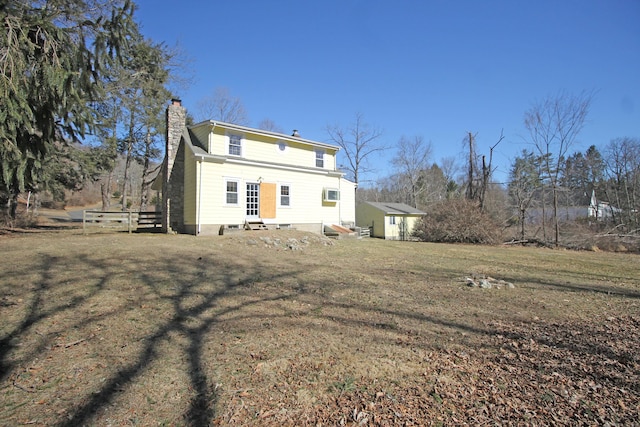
[479,130,504,211]
[603,137,640,229]
[464,132,479,201]
[392,135,433,208]
[524,90,592,246]
[464,131,504,210]
[196,87,250,125]
[326,113,385,186]
[257,118,284,134]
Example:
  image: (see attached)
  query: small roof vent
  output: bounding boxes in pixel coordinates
[292,129,300,137]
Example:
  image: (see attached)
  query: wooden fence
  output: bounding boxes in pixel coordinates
[82,211,162,234]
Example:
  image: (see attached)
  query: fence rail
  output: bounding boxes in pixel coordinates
[356,226,371,238]
[82,211,161,234]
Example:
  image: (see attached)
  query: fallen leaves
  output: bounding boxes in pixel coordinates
[211,315,639,425]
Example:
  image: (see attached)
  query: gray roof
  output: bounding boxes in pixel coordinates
[361,201,426,215]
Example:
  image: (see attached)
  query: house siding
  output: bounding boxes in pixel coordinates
[338,178,356,227]
[192,161,350,231]
[191,123,338,171]
[356,203,385,238]
[183,149,198,226]
[383,214,422,240]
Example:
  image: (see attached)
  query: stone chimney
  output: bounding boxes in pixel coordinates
[163,99,186,233]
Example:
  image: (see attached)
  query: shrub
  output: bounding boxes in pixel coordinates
[0,211,38,228]
[412,198,503,244]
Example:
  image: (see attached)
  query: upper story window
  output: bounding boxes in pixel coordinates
[315,150,324,168]
[228,134,242,156]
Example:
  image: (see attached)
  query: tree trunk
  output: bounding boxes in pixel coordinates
[139,130,152,212]
[121,110,135,211]
[101,171,112,211]
[466,132,474,200]
[553,184,560,247]
[6,191,19,219]
[480,155,488,210]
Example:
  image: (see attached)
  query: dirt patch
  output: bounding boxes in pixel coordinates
[1,231,638,425]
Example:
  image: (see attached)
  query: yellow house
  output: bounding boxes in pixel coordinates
[159,100,356,235]
[356,201,425,240]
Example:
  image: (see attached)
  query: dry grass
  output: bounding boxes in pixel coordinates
[1,229,638,426]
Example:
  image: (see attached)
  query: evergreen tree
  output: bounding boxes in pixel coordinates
[561,145,605,207]
[0,0,137,217]
[109,35,171,211]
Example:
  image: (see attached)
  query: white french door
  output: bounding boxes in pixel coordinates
[246,183,260,218]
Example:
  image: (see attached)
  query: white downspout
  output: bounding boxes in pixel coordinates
[197,156,203,235]
[338,177,342,226]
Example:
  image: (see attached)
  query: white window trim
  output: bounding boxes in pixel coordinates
[389,215,396,225]
[279,183,292,208]
[224,177,241,206]
[227,133,243,157]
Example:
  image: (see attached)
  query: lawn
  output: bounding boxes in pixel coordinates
[1,229,638,426]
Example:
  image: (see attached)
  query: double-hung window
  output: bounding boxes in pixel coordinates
[315,150,324,168]
[280,184,290,207]
[228,134,242,156]
[225,179,239,205]
[389,216,396,225]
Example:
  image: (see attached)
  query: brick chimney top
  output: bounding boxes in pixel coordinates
[171,98,182,106]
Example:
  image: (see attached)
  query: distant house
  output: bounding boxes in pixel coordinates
[356,202,426,240]
[155,100,356,235]
[526,190,621,224]
[588,190,621,221]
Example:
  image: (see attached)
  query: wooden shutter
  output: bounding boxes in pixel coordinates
[260,182,276,219]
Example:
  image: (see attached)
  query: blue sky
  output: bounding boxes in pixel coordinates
[135,0,640,185]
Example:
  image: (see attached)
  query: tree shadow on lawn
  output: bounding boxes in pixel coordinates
[501,273,640,299]
[0,253,114,382]
[0,249,302,426]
